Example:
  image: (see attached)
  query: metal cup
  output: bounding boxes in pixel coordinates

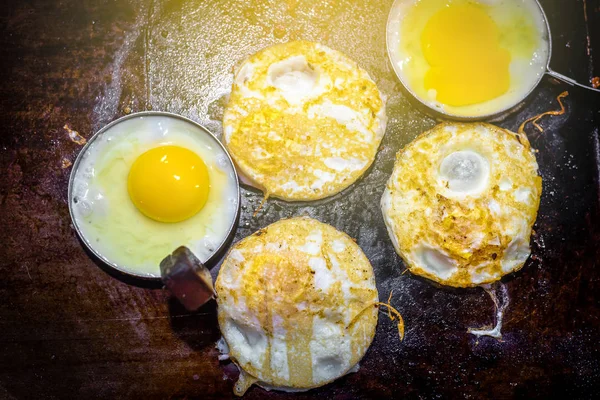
[68,111,240,283]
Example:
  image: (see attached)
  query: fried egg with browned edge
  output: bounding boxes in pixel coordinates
[381,123,541,287]
[216,217,378,395]
[223,41,387,201]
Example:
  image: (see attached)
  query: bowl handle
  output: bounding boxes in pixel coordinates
[546,68,600,93]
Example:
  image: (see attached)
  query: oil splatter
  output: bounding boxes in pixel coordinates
[517,91,568,136]
[61,158,72,169]
[91,4,149,130]
[64,124,86,145]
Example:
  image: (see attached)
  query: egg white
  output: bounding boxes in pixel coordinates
[71,115,238,277]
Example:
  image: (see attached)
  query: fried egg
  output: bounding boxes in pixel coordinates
[381,123,541,287]
[216,217,378,395]
[70,114,239,277]
[387,0,549,117]
[223,41,387,201]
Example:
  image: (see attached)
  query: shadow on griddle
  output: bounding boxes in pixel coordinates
[168,297,220,351]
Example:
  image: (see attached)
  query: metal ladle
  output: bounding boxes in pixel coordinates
[386,0,600,121]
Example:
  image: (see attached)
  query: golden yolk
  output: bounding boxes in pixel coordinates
[421,3,510,106]
[128,145,210,223]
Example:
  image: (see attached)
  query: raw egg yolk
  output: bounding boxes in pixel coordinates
[421,3,510,106]
[128,145,210,223]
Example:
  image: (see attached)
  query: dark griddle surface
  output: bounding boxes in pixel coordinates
[0,0,599,398]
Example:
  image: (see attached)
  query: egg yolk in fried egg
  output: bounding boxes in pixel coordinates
[128,146,210,223]
[421,3,510,106]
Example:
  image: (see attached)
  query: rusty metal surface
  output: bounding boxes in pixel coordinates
[0,0,599,399]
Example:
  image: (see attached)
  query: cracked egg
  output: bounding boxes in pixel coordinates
[223,41,387,201]
[381,122,541,287]
[215,217,378,395]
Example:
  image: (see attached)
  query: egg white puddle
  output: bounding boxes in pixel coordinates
[468,282,510,340]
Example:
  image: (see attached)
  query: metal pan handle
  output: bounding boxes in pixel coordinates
[160,246,217,311]
[546,68,600,93]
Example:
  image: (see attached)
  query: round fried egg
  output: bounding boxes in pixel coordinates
[381,123,541,287]
[70,114,239,277]
[223,41,387,201]
[216,217,378,394]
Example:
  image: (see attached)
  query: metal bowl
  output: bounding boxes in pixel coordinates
[67,111,241,282]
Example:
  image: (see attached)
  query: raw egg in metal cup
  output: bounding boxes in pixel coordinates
[68,112,240,280]
[387,0,551,119]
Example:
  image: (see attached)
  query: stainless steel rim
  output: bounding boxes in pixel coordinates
[385,0,552,121]
[68,111,241,281]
